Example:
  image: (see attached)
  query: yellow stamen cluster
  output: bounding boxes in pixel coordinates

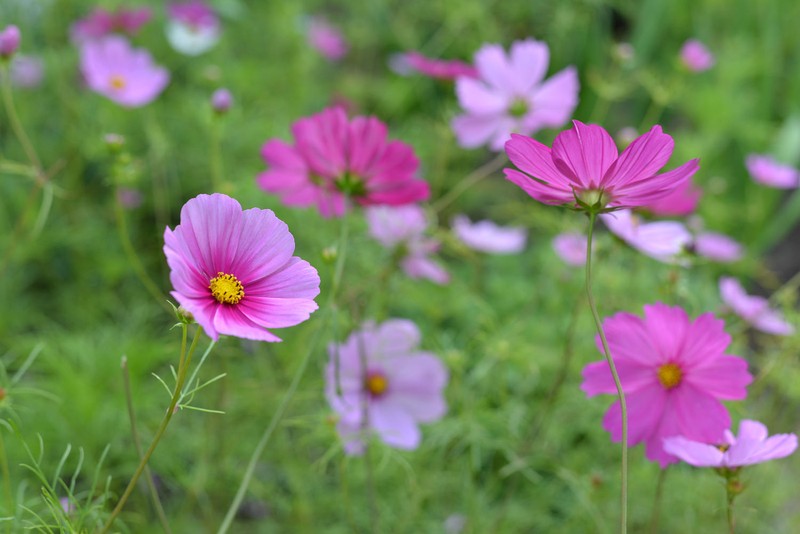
[109,75,127,91]
[365,373,389,396]
[657,362,683,389]
[209,272,245,305]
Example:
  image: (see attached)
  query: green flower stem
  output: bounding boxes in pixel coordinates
[727,495,735,534]
[102,325,203,534]
[1,65,43,172]
[432,152,506,213]
[647,467,668,534]
[585,212,628,534]
[209,116,223,192]
[0,429,13,534]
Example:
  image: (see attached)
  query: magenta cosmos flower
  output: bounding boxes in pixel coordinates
[581,303,753,468]
[326,319,448,454]
[745,154,799,189]
[306,16,348,61]
[164,194,321,342]
[664,419,797,468]
[601,209,692,264]
[719,277,794,336]
[680,39,714,72]
[452,39,578,151]
[366,205,449,284]
[80,36,169,107]
[258,107,429,217]
[452,214,526,254]
[552,232,591,266]
[166,0,220,56]
[71,7,151,43]
[393,51,477,80]
[505,121,700,211]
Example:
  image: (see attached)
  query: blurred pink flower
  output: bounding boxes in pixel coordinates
[664,419,797,468]
[505,121,700,211]
[366,205,449,284]
[163,193,320,342]
[452,39,578,151]
[581,303,752,468]
[452,214,526,254]
[601,209,692,264]
[393,51,477,80]
[211,87,232,113]
[9,55,44,88]
[680,39,714,72]
[552,232,590,266]
[719,277,794,336]
[0,25,20,58]
[745,154,799,189]
[644,179,702,216]
[80,36,169,107]
[307,17,347,60]
[117,187,143,209]
[71,7,151,43]
[326,319,448,454]
[258,107,429,218]
[167,0,220,56]
[692,232,742,262]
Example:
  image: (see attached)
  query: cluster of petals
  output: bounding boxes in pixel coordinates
[306,16,348,61]
[163,193,321,342]
[552,232,591,266]
[366,205,449,284]
[719,277,794,336]
[504,121,700,210]
[393,51,477,80]
[581,303,753,467]
[680,39,714,72]
[745,154,799,189]
[80,36,169,107]
[258,106,429,218]
[71,7,151,43]
[166,0,220,56]
[0,25,20,58]
[663,419,797,468]
[325,319,448,454]
[452,39,578,151]
[601,210,692,264]
[451,215,526,254]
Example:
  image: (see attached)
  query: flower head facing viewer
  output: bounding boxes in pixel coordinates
[504,121,700,213]
[164,194,321,342]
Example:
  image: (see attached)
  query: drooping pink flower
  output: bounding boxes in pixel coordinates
[393,51,477,80]
[692,232,742,263]
[505,121,700,211]
[601,209,692,264]
[258,107,429,217]
[644,179,702,216]
[163,193,321,342]
[719,277,794,336]
[581,303,753,468]
[664,419,797,468]
[745,154,799,189]
[0,25,20,58]
[71,7,152,43]
[552,232,591,266]
[680,40,714,72]
[452,214,526,254]
[166,0,220,56]
[452,39,579,151]
[366,205,449,284]
[80,36,169,107]
[326,319,448,454]
[307,17,347,61]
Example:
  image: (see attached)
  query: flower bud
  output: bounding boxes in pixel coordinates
[211,88,232,114]
[0,25,21,59]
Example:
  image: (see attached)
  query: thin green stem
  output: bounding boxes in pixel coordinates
[209,117,223,192]
[727,497,735,534]
[101,326,203,533]
[585,212,628,534]
[647,467,668,534]
[0,429,13,533]
[432,153,506,213]
[1,65,43,171]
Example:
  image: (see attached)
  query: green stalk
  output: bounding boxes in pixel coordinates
[0,429,13,533]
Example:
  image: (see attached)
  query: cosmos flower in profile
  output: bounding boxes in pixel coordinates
[306,16,348,61]
[601,209,692,264]
[719,277,794,336]
[452,39,578,151]
[166,0,220,56]
[164,194,320,342]
[680,39,714,72]
[80,36,169,107]
[326,319,448,454]
[70,7,151,43]
[745,154,799,189]
[552,232,591,266]
[392,51,477,80]
[451,214,526,254]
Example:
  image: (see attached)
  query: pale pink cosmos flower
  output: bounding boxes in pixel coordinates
[664,419,797,468]
[0,25,20,58]
[552,232,591,266]
[452,214,526,254]
[80,36,169,107]
[366,205,449,284]
[745,154,799,189]
[644,179,702,216]
[166,0,220,56]
[9,55,44,88]
[680,39,714,72]
[258,107,429,218]
[581,303,753,468]
[452,39,579,151]
[326,319,448,454]
[692,232,742,263]
[307,17,347,61]
[164,193,321,342]
[211,87,232,113]
[601,209,692,264]
[71,7,151,43]
[505,121,700,211]
[719,277,794,336]
[392,51,477,80]
[117,187,143,209]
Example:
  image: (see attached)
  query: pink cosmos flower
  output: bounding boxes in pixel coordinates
[71,7,151,43]
[644,179,702,216]
[505,121,700,211]
[745,154,799,189]
[393,51,477,80]
[552,232,590,266]
[0,25,20,58]
[581,303,753,468]
[211,87,232,113]
[258,107,429,218]
[664,419,797,468]
[601,209,692,264]
[692,232,742,262]
[163,193,321,342]
[166,0,220,56]
[9,55,44,88]
[117,187,143,209]
[452,39,579,151]
[366,205,449,284]
[452,214,526,254]
[326,319,448,454]
[307,17,347,61]
[719,277,794,336]
[80,36,169,107]
[680,39,714,72]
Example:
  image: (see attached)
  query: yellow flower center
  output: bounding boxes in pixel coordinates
[109,74,127,91]
[657,362,683,389]
[365,373,389,397]
[209,272,244,305]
